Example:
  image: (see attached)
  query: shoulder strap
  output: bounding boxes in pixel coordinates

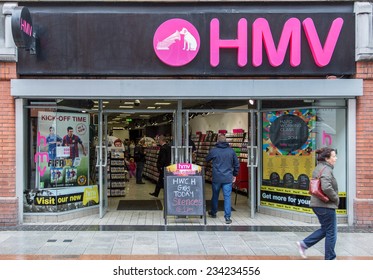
[316,166,327,179]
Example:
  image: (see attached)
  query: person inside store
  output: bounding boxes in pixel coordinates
[129,140,136,158]
[205,134,240,224]
[128,157,136,179]
[188,133,197,163]
[296,147,339,260]
[122,139,130,158]
[62,126,87,162]
[134,139,146,184]
[149,135,171,197]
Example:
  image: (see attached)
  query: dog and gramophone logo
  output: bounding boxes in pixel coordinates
[153,18,200,67]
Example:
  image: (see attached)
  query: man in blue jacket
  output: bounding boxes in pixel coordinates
[205,134,240,224]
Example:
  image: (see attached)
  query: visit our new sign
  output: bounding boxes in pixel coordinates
[16,4,355,76]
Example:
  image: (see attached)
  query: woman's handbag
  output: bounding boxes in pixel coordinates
[309,166,329,202]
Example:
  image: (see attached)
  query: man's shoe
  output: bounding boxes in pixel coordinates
[208,211,217,218]
[149,192,158,198]
[137,181,146,184]
[225,218,232,224]
[296,241,307,259]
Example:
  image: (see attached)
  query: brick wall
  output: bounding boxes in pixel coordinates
[355,61,373,227]
[0,62,18,226]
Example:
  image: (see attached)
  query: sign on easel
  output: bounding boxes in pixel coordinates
[164,163,206,225]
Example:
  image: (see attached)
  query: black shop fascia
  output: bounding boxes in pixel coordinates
[15,3,355,77]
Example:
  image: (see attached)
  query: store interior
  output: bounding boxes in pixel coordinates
[93,98,255,212]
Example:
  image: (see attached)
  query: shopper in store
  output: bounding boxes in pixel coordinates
[149,135,171,197]
[188,133,197,163]
[296,147,339,260]
[205,134,240,224]
[129,140,136,158]
[134,139,146,184]
[128,158,137,179]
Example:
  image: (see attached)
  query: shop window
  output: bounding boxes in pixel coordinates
[24,107,98,213]
[260,104,346,215]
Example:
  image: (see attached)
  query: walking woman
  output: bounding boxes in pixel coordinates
[297,147,339,260]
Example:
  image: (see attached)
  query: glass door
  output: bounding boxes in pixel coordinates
[248,110,258,218]
[97,102,109,218]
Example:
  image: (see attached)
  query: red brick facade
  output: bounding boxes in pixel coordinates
[355,61,373,226]
[0,62,17,226]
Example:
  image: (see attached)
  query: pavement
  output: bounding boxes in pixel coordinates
[1,216,373,260]
[1,181,372,260]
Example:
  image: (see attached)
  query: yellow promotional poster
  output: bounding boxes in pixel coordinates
[261,109,346,214]
[83,185,99,205]
[261,109,317,213]
[23,185,99,213]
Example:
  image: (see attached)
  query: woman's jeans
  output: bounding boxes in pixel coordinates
[302,207,337,260]
[210,182,232,219]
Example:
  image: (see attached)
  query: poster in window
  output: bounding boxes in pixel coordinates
[261,109,316,214]
[35,111,90,189]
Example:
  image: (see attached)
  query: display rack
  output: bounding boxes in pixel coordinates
[225,131,249,202]
[107,150,127,197]
[143,146,160,182]
[194,131,217,182]
[225,132,248,163]
[194,130,249,197]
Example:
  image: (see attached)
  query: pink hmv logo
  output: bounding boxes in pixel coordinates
[153,18,200,66]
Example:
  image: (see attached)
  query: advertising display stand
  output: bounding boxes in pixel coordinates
[164,163,206,225]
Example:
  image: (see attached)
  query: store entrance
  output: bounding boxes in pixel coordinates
[94,99,258,219]
[97,103,177,217]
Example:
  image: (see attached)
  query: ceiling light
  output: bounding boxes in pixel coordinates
[124,101,134,105]
[119,105,134,109]
[147,106,156,109]
[154,102,171,105]
[93,101,108,104]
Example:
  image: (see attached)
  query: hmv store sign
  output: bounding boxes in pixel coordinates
[17,5,355,76]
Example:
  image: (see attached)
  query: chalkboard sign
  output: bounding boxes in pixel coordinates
[164,163,205,224]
